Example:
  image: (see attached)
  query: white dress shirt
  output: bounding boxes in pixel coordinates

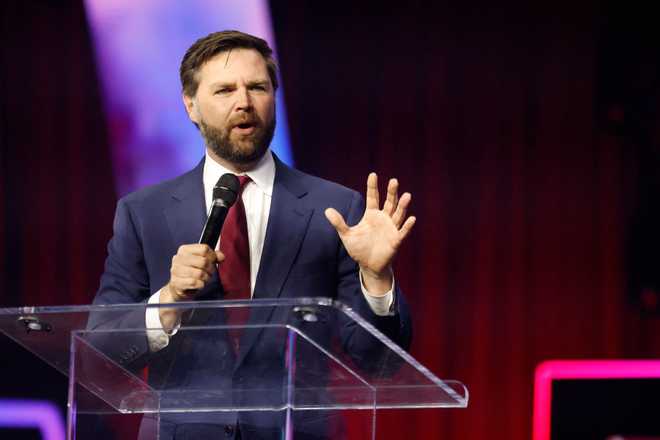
[146,150,394,351]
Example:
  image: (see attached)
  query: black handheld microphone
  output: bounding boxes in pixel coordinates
[199,173,240,249]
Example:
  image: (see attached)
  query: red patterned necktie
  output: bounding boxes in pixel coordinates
[219,175,251,351]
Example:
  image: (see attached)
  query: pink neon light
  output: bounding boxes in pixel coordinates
[0,399,65,440]
[533,360,660,440]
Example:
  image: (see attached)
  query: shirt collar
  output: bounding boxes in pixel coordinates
[203,148,275,197]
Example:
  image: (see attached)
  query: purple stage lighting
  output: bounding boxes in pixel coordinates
[0,399,65,440]
[84,0,293,196]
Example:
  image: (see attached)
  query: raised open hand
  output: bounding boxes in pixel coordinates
[325,173,416,295]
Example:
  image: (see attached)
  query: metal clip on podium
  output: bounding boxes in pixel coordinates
[0,298,468,439]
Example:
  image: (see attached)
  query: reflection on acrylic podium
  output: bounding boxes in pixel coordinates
[0,298,468,439]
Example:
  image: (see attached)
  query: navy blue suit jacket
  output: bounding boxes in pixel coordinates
[91,155,412,439]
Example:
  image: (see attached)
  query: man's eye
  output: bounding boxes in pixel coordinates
[251,85,266,91]
[215,88,231,94]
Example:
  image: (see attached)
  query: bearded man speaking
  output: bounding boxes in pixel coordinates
[92,30,415,440]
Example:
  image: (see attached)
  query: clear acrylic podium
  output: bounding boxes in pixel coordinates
[0,298,468,439]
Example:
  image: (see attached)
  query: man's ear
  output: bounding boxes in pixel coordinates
[182,94,200,124]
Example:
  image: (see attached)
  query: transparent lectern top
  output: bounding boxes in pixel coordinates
[0,298,467,414]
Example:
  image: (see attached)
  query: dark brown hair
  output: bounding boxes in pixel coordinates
[180,30,279,97]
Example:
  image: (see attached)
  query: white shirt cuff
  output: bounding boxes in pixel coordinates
[145,289,179,352]
[359,270,395,316]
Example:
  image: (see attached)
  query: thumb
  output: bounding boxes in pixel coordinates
[324,208,350,235]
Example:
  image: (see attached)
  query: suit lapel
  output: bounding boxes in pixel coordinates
[254,165,313,300]
[234,158,313,370]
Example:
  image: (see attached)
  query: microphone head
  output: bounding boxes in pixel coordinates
[213,173,240,206]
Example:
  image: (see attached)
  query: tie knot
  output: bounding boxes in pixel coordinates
[237,175,251,193]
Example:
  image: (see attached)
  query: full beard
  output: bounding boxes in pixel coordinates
[200,114,276,166]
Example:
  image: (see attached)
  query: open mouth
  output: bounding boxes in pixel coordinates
[235,121,256,129]
[232,122,257,136]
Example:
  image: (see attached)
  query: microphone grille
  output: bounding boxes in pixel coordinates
[213,173,240,206]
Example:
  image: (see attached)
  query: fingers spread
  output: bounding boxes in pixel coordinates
[366,172,379,210]
[392,192,411,228]
[398,216,416,242]
[383,178,399,215]
[324,208,350,234]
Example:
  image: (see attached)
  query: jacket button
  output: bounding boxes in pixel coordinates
[224,424,234,436]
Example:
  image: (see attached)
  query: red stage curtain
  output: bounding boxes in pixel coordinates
[0,0,116,307]
[271,2,660,439]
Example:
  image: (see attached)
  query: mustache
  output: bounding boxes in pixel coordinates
[229,114,260,127]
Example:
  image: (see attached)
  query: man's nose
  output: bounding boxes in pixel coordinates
[234,87,252,111]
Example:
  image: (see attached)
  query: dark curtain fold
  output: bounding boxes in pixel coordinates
[270,1,660,439]
[0,0,116,423]
[0,0,115,307]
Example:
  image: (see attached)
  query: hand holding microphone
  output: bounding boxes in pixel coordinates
[159,174,239,328]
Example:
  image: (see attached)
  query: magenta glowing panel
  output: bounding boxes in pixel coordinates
[84,0,293,196]
[0,399,65,440]
[533,360,660,440]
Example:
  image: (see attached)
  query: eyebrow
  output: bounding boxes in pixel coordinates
[209,80,270,89]
[209,81,234,89]
[247,80,269,87]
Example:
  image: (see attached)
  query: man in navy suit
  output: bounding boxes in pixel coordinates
[92,30,415,439]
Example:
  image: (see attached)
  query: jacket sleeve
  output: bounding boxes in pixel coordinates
[86,198,154,370]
